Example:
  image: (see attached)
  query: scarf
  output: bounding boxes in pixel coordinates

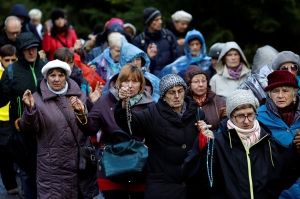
[227,119,261,149]
[193,93,207,107]
[130,93,143,107]
[47,81,68,96]
[227,63,243,80]
[173,101,187,118]
[102,48,121,81]
[278,102,296,127]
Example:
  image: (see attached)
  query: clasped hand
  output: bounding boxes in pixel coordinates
[118,86,129,100]
[195,120,214,139]
[22,89,35,108]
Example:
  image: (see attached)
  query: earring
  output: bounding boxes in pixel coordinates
[293,100,296,105]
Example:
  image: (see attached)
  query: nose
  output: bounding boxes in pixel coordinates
[278,90,284,97]
[244,116,250,123]
[128,81,132,87]
[175,92,179,98]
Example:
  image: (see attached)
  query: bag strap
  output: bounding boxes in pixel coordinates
[196,107,201,121]
[56,36,68,47]
[7,64,13,88]
[105,130,133,143]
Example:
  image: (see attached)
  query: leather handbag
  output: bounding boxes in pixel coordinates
[99,130,148,182]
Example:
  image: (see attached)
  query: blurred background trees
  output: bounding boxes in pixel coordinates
[2,0,300,66]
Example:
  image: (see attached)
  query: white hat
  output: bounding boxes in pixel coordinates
[171,10,192,22]
[41,59,71,78]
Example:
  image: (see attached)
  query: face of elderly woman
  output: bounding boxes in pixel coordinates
[190,74,207,97]
[110,46,121,62]
[47,69,67,91]
[121,75,141,98]
[231,107,256,129]
[225,49,240,69]
[270,86,296,108]
[163,85,185,112]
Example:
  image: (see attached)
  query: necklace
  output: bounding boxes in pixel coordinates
[126,96,133,135]
[206,129,214,187]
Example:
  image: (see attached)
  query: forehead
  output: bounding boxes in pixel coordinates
[271,86,293,91]
[226,49,239,54]
[233,107,255,115]
[153,16,161,21]
[192,74,206,79]
[280,62,296,67]
[167,85,184,91]
[189,39,200,44]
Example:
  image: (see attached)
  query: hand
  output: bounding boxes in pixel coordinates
[88,34,96,41]
[293,129,300,152]
[177,38,185,47]
[44,20,51,34]
[69,96,84,111]
[38,50,46,60]
[118,86,129,100]
[89,82,104,102]
[220,106,227,119]
[90,64,97,71]
[22,89,35,108]
[74,39,82,52]
[195,120,212,132]
[147,43,157,59]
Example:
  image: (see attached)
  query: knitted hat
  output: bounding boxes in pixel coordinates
[124,23,136,37]
[160,74,187,98]
[171,10,192,22]
[184,65,207,84]
[107,17,124,29]
[41,59,71,78]
[51,9,65,23]
[226,89,259,118]
[143,7,161,26]
[264,70,298,91]
[208,43,225,58]
[271,51,300,70]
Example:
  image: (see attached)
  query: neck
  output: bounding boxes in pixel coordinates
[227,66,238,71]
[173,106,182,113]
[147,27,155,33]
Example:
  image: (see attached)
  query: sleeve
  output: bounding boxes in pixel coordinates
[42,33,52,53]
[169,30,182,59]
[133,35,145,52]
[114,99,153,138]
[20,106,40,134]
[209,75,217,94]
[0,69,11,108]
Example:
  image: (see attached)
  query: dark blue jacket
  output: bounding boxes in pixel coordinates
[133,28,181,76]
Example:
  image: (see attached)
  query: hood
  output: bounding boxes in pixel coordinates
[119,39,150,72]
[252,45,278,73]
[15,32,40,61]
[11,4,30,22]
[215,41,249,73]
[184,29,207,60]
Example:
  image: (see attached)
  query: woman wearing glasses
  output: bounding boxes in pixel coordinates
[257,70,300,198]
[184,89,300,199]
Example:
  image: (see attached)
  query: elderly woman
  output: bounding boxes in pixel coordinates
[157,29,212,79]
[184,65,225,131]
[257,70,300,198]
[184,89,300,199]
[20,60,101,199]
[114,74,208,199]
[76,63,154,199]
[209,41,250,101]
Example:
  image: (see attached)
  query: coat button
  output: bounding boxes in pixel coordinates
[287,129,290,132]
[182,144,186,149]
[182,182,186,186]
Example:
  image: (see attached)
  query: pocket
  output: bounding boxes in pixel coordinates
[145,172,164,199]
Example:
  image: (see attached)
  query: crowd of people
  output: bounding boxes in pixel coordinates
[1,3,300,199]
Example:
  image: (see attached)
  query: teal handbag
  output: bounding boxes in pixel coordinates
[99,130,148,182]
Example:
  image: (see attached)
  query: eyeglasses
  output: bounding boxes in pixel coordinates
[3,58,17,62]
[279,64,298,72]
[5,30,21,36]
[167,89,185,96]
[233,112,257,123]
[191,80,207,85]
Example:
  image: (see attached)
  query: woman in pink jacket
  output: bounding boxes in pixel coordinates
[42,9,78,60]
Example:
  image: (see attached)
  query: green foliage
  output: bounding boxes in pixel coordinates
[2,0,300,64]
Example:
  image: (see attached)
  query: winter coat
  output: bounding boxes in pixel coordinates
[157,29,212,79]
[133,28,182,76]
[187,90,225,131]
[102,39,161,101]
[257,96,300,199]
[77,87,154,192]
[0,32,45,123]
[114,97,206,199]
[209,41,250,101]
[42,29,78,60]
[20,78,98,199]
[184,119,300,199]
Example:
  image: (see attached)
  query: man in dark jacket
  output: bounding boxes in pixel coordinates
[133,7,182,76]
[0,16,22,48]
[0,32,45,199]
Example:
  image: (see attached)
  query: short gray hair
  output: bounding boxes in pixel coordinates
[4,16,21,27]
[29,9,42,20]
[108,32,124,49]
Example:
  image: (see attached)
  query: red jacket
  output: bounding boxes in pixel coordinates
[42,29,78,60]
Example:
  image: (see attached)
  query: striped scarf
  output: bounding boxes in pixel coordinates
[227,119,261,149]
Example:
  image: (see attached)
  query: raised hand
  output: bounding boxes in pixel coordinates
[195,120,214,139]
[69,96,84,111]
[22,89,35,108]
[89,81,103,102]
[118,86,129,100]
[147,43,157,59]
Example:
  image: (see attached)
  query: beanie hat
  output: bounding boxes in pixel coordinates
[226,89,259,118]
[264,70,298,91]
[271,51,300,70]
[41,59,71,78]
[159,74,187,98]
[208,43,225,58]
[184,65,207,85]
[143,7,161,26]
[171,10,192,22]
[124,23,136,37]
[107,18,124,29]
[51,9,66,23]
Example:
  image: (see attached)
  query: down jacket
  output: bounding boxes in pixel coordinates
[114,97,206,199]
[20,78,98,199]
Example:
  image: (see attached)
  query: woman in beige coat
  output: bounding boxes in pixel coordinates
[209,41,250,101]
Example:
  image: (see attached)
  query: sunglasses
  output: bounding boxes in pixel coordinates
[3,58,17,62]
[279,64,298,72]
